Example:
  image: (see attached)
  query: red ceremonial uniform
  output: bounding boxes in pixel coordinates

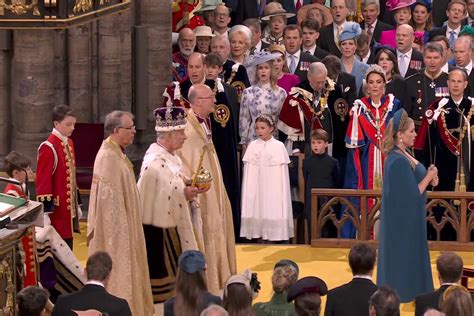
[3,184,38,287]
[36,130,78,240]
[172,0,204,32]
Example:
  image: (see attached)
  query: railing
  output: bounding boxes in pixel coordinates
[310,189,474,251]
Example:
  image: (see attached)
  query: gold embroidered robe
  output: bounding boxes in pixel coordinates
[86,137,153,316]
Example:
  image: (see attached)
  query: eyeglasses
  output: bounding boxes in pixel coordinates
[118,125,136,130]
[198,96,215,99]
[215,13,229,18]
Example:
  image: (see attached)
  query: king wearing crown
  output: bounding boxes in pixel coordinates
[138,107,206,303]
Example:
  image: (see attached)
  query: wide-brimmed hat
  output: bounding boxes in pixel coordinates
[339,22,362,43]
[153,107,187,132]
[261,2,295,21]
[194,25,215,38]
[194,0,223,16]
[245,50,281,67]
[297,3,333,26]
[386,0,416,11]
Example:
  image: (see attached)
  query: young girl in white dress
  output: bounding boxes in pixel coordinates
[240,114,293,242]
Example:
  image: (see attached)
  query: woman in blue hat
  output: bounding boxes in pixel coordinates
[339,22,369,93]
[377,109,437,303]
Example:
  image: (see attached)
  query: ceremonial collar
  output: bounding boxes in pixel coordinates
[424,69,444,81]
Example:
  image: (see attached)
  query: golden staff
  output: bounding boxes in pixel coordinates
[191,145,207,187]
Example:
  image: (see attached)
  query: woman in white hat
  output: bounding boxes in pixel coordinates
[194,25,215,54]
[261,2,296,45]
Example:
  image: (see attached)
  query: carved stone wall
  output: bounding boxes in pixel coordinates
[0,0,172,167]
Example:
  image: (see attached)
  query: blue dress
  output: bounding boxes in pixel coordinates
[377,149,433,302]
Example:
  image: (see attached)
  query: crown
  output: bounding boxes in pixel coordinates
[154,107,188,132]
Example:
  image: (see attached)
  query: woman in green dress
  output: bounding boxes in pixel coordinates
[377,109,438,302]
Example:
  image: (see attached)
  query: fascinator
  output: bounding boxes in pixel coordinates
[287,276,328,302]
[339,22,362,42]
[386,0,416,11]
[392,108,408,133]
[178,250,206,274]
[459,25,474,37]
[268,44,286,56]
[413,0,431,11]
[372,43,397,57]
[245,50,281,68]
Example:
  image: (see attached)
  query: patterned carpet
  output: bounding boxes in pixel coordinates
[73,225,474,316]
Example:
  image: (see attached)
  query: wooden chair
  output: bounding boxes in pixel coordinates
[461,268,474,292]
[70,123,104,195]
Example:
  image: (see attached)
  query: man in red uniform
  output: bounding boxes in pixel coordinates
[36,105,79,249]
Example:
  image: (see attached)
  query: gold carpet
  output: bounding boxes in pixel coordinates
[73,228,474,316]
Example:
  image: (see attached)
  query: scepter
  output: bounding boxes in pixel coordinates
[191,145,207,187]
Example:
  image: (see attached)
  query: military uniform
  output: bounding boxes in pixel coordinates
[36,129,79,245]
[403,70,449,126]
[172,52,189,82]
[415,97,474,192]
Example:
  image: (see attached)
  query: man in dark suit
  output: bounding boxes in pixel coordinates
[271,0,311,25]
[243,18,269,54]
[396,24,424,78]
[360,0,393,44]
[428,0,468,46]
[324,243,378,316]
[357,30,376,65]
[415,252,465,316]
[453,36,474,97]
[52,251,132,316]
[317,0,349,57]
[301,19,330,60]
[284,24,319,82]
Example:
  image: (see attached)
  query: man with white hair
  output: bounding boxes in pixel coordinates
[453,36,473,96]
[173,27,196,82]
[213,4,231,37]
[396,24,424,78]
[211,34,250,100]
[278,61,347,158]
[138,107,204,303]
[200,304,229,316]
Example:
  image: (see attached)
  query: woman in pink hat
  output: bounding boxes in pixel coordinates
[379,0,424,48]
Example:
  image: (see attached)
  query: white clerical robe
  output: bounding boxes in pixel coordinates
[176,109,237,294]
